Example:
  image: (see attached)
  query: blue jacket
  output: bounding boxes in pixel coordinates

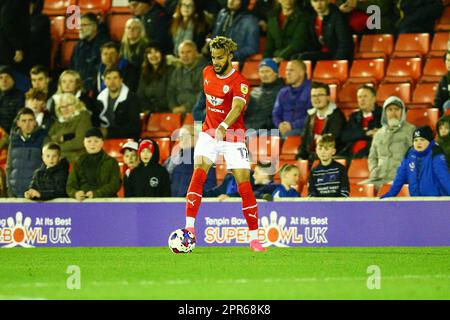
[212,8,259,64]
[272,184,300,198]
[272,80,312,130]
[381,141,450,198]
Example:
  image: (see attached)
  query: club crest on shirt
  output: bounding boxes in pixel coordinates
[149,177,159,187]
[409,162,415,171]
[240,83,248,95]
[223,85,230,93]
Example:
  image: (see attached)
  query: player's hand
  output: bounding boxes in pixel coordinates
[85,191,94,199]
[75,191,86,201]
[215,125,226,141]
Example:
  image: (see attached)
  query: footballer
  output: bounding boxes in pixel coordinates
[184,36,266,252]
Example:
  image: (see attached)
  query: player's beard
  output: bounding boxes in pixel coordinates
[214,60,229,75]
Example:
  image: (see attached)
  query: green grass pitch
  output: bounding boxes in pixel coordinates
[0,247,449,300]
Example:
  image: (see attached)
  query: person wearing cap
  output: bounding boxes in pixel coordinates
[125,139,171,197]
[128,0,172,54]
[0,65,25,134]
[263,0,308,63]
[361,96,416,189]
[273,59,312,138]
[121,140,140,178]
[244,58,284,132]
[380,126,450,198]
[66,128,121,201]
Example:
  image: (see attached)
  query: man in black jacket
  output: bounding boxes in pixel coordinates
[298,0,353,63]
[0,65,25,134]
[341,85,382,158]
[96,67,141,140]
[70,12,110,94]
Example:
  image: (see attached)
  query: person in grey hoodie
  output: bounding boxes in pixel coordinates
[361,96,416,189]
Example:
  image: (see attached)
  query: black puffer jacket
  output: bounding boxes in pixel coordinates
[0,87,24,133]
[28,158,69,200]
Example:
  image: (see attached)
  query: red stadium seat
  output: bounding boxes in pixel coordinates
[378,183,410,197]
[142,113,182,138]
[248,135,281,162]
[43,0,77,15]
[312,60,349,86]
[410,83,439,109]
[60,39,78,68]
[406,109,440,133]
[392,33,430,58]
[420,58,447,82]
[78,0,112,14]
[347,158,369,184]
[103,138,132,162]
[107,13,133,41]
[348,58,385,84]
[429,32,450,57]
[350,183,376,197]
[280,136,301,160]
[384,57,422,84]
[376,83,412,104]
[435,6,450,31]
[297,159,309,190]
[50,16,66,41]
[241,61,261,86]
[279,60,312,80]
[153,137,171,164]
[356,34,394,59]
[183,113,194,126]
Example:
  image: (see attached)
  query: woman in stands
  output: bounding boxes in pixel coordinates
[120,17,149,71]
[169,0,212,57]
[47,93,92,164]
[137,42,174,113]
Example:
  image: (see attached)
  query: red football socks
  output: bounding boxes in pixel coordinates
[238,181,259,231]
[185,168,207,219]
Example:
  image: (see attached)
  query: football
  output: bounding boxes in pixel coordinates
[168,229,196,253]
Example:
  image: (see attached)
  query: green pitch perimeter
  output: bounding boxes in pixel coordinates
[0,247,449,300]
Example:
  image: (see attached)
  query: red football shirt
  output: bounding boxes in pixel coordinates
[202,65,250,142]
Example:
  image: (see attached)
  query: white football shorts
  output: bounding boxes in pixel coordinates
[194,132,250,169]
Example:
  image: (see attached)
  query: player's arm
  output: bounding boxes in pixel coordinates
[215,98,246,140]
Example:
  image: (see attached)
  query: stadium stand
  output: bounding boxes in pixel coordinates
[312,60,349,87]
[349,183,376,197]
[103,138,129,162]
[107,13,133,41]
[420,57,447,82]
[142,113,182,138]
[384,57,422,85]
[347,158,370,184]
[153,137,171,164]
[410,83,439,109]
[280,136,302,160]
[406,109,440,133]
[355,34,394,59]
[248,135,281,163]
[391,33,430,58]
[429,32,450,57]
[43,0,77,16]
[376,83,412,104]
[347,58,385,85]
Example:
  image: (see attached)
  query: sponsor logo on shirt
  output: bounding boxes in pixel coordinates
[206,94,224,107]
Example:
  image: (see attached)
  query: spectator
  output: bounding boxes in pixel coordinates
[395,0,443,34]
[308,133,349,197]
[380,126,450,198]
[361,96,416,189]
[296,82,347,161]
[120,141,140,181]
[29,0,51,68]
[264,0,308,63]
[6,108,47,197]
[66,127,122,200]
[0,65,25,134]
[341,85,382,158]
[125,139,171,197]
[96,42,139,94]
[273,59,312,137]
[70,12,110,94]
[245,58,284,132]
[336,0,397,34]
[50,70,103,127]
[24,88,52,131]
[120,18,149,72]
[251,0,277,35]
[0,0,30,69]
[435,52,450,115]
[168,40,207,114]
[436,115,450,169]
[128,0,172,54]
[298,0,353,63]
[29,65,55,101]
[24,142,69,200]
[170,0,212,57]
[164,125,216,197]
[0,126,8,165]
[273,164,300,198]
[97,67,141,140]
[204,161,277,200]
[211,0,259,65]
[47,93,92,164]
[137,43,174,113]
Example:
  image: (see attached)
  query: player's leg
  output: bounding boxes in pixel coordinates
[185,132,218,235]
[232,169,266,252]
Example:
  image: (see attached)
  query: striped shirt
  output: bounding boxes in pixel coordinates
[308,160,349,197]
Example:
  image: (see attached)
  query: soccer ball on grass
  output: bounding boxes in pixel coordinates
[168,228,196,253]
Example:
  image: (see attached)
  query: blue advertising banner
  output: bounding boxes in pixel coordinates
[0,199,449,248]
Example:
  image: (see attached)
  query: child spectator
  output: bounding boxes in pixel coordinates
[272,164,300,198]
[24,143,69,200]
[380,126,450,198]
[121,141,140,178]
[125,139,171,197]
[437,115,450,168]
[25,88,53,130]
[308,134,349,197]
[66,128,121,200]
[6,108,47,198]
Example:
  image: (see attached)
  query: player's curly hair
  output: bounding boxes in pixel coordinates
[209,36,238,54]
